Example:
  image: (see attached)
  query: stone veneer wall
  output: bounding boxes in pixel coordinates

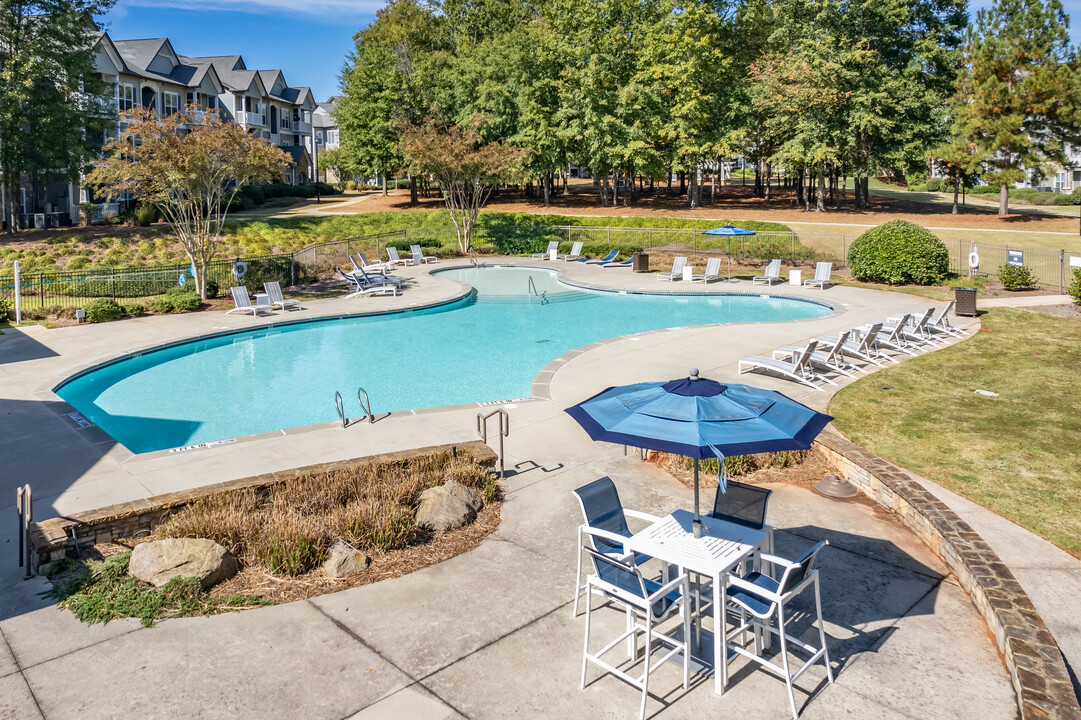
[29,441,497,576]
[815,429,1081,720]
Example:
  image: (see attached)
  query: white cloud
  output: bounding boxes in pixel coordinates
[120,0,384,19]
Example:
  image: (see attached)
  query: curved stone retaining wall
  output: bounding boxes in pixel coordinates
[814,429,1081,720]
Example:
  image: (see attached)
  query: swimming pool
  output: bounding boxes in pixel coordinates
[56,266,832,453]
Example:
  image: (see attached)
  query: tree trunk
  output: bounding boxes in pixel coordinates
[543,171,551,207]
[764,162,772,201]
[816,164,826,212]
[952,169,960,215]
[688,165,698,208]
[667,166,673,194]
[679,171,686,196]
[999,182,1009,216]
[804,166,812,211]
[599,173,609,207]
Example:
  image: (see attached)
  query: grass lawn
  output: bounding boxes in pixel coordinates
[829,308,1081,556]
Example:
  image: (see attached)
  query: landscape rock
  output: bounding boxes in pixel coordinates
[323,540,370,578]
[129,538,237,589]
[416,480,485,532]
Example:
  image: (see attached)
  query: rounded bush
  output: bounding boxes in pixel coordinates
[121,302,145,317]
[925,178,942,192]
[847,220,949,285]
[998,264,1037,291]
[1069,268,1081,306]
[1052,194,1078,206]
[83,298,124,323]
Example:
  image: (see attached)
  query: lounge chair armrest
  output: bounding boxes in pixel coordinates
[623,509,662,523]
[650,573,690,602]
[757,552,799,571]
[581,525,632,547]
[726,574,783,603]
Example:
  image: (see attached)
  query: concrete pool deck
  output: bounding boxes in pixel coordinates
[0,258,1058,718]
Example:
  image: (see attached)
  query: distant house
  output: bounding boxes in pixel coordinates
[4,31,322,230]
[309,99,341,184]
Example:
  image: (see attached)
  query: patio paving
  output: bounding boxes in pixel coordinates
[0,258,1036,718]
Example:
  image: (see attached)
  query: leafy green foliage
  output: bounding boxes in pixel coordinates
[82,298,124,323]
[1070,269,1081,306]
[47,552,267,628]
[121,303,145,317]
[997,264,1037,290]
[239,257,293,295]
[848,220,949,285]
[148,286,201,313]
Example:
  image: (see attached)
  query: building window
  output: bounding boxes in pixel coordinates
[328,129,338,146]
[259,103,267,126]
[163,91,180,115]
[118,84,135,112]
[281,109,290,130]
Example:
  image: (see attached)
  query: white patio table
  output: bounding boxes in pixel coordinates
[623,508,768,695]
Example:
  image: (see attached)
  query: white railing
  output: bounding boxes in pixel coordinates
[295,120,311,133]
[235,111,264,127]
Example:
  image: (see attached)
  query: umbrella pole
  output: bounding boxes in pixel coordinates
[693,458,703,538]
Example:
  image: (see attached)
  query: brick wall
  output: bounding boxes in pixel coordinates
[815,429,1080,720]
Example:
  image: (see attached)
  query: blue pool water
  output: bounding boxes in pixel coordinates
[56,266,831,453]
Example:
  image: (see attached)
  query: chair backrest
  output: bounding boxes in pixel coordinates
[583,547,649,602]
[815,261,832,281]
[705,257,722,276]
[710,479,772,530]
[230,286,250,308]
[933,300,955,326]
[546,241,559,253]
[411,244,422,255]
[765,259,781,277]
[671,256,687,273]
[388,247,402,262]
[884,314,910,342]
[778,540,828,596]
[569,241,583,255]
[821,329,849,363]
[358,252,374,267]
[337,268,360,289]
[350,255,363,272]
[792,340,818,370]
[912,307,935,330]
[856,322,883,352]
[264,281,284,303]
[600,250,618,262]
[573,477,631,555]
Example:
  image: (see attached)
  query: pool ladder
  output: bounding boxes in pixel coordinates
[335,387,374,428]
[477,408,509,479]
[527,277,548,305]
[16,484,32,578]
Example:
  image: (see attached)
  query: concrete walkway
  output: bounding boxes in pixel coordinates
[977,293,1075,308]
[0,260,1032,718]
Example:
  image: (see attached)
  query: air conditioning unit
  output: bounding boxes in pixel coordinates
[33,213,46,229]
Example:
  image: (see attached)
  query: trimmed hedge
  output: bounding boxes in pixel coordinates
[1070,268,1081,306]
[848,220,949,285]
[998,265,1037,291]
[83,298,124,323]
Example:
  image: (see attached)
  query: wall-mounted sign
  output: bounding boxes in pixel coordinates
[1070,255,1081,268]
[1007,249,1024,267]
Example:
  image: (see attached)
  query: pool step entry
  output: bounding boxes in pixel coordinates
[335,388,375,428]
[477,409,510,479]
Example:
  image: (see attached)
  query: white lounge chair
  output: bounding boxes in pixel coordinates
[227,286,273,316]
[804,262,833,289]
[584,250,618,265]
[884,308,946,348]
[385,247,411,268]
[410,244,437,264]
[600,257,633,268]
[356,252,392,274]
[532,241,559,260]
[862,314,921,357]
[657,256,687,281]
[773,329,861,378]
[738,341,831,390]
[817,322,891,367]
[263,281,301,311]
[557,241,584,262]
[337,269,397,299]
[691,257,722,283]
[890,304,962,342]
[753,259,783,285]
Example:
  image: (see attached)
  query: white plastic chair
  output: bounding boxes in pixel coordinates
[804,262,833,289]
[753,259,783,285]
[723,540,834,719]
[532,241,559,259]
[226,286,272,316]
[385,246,410,268]
[558,241,584,261]
[263,281,301,311]
[691,257,722,283]
[410,244,437,264]
[581,542,693,720]
[738,341,832,390]
[657,256,687,281]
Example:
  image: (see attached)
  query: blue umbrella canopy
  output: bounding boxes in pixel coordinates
[565,369,833,534]
[565,372,832,459]
[702,224,757,236]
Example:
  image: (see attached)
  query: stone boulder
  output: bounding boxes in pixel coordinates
[323,540,370,578]
[129,538,237,590]
[416,481,484,532]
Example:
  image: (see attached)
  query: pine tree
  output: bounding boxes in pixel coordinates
[959,0,1081,216]
[0,0,115,233]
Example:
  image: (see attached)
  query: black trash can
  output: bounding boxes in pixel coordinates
[632,253,649,273]
[955,286,978,317]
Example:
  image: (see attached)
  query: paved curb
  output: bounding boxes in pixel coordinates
[816,429,1081,720]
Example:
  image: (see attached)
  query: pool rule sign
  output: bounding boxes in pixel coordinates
[1007,249,1024,267]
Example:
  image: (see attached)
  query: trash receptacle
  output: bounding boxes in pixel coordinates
[632,253,649,272]
[955,286,978,316]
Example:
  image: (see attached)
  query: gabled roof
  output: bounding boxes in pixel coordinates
[291,86,315,107]
[114,38,172,71]
[90,31,126,76]
[258,70,285,96]
[281,145,310,166]
[114,38,209,88]
[182,55,246,72]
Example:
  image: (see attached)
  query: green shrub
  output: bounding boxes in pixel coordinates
[205,277,220,299]
[0,297,12,318]
[241,184,266,205]
[147,296,173,313]
[133,205,157,227]
[66,256,92,270]
[1052,194,1078,206]
[848,220,949,285]
[925,178,942,192]
[121,302,145,317]
[1069,268,1081,305]
[83,298,124,323]
[969,184,998,194]
[908,184,928,193]
[344,180,357,191]
[240,256,293,294]
[149,286,201,313]
[998,264,1037,291]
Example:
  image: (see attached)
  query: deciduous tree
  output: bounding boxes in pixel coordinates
[86,107,290,298]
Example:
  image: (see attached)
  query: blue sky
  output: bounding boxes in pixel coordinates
[102,0,1081,103]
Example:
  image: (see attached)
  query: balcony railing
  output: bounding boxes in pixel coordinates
[295,120,312,133]
[235,111,265,127]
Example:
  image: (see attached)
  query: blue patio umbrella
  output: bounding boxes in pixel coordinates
[565,369,832,537]
[703,224,757,283]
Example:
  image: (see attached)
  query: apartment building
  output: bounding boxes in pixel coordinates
[7,31,321,229]
[309,99,341,184]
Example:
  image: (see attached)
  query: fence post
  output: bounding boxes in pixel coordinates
[290,252,297,286]
[13,260,20,324]
[791,233,795,263]
[842,233,847,261]
[959,240,963,276]
[39,273,44,306]
[1061,249,1066,295]
[648,227,652,249]
[693,228,697,254]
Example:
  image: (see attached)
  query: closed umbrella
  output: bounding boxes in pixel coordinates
[565,369,832,537]
[702,224,756,283]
